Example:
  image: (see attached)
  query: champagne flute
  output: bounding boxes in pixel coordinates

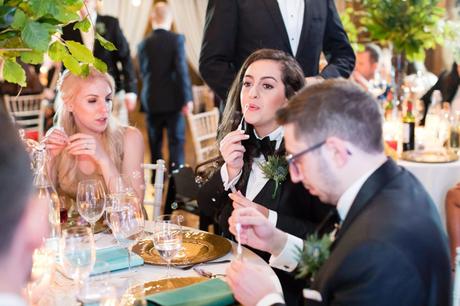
[60,226,96,293]
[76,179,106,234]
[109,174,135,196]
[106,194,145,270]
[152,214,183,278]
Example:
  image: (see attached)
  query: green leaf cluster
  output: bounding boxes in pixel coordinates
[296,233,333,281]
[360,0,445,62]
[0,0,116,86]
[340,7,365,53]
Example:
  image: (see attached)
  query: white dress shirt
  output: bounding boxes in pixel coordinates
[221,126,284,225]
[0,293,28,306]
[277,0,305,56]
[260,161,384,305]
[80,11,97,51]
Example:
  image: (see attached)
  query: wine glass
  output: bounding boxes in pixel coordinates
[60,226,96,292]
[152,214,183,278]
[106,193,145,270]
[76,179,106,234]
[109,174,135,196]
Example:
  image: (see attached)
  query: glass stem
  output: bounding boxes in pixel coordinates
[166,259,171,278]
[90,223,95,235]
[127,247,132,271]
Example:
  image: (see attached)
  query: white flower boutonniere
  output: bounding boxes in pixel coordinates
[95,22,106,35]
[296,233,334,282]
[260,155,288,199]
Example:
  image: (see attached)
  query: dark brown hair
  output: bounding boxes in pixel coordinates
[277,79,384,153]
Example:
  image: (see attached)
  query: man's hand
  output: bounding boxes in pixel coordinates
[228,207,287,256]
[230,191,269,218]
[124,92,137,112]
[181,101,194,115]
[227,260,281,306]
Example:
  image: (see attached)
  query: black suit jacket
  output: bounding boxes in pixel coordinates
[137,29,193,114]
[198,159,336,306]
[199,0,355,100]
[303,159,451,306]
[62,15,137,93]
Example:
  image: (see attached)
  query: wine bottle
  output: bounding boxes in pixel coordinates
[402,100,415,151]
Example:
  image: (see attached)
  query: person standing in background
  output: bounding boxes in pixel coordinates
[199,0,355,105]
[62,0,138,125]
[351,43,382,91]
[137,2,193,172]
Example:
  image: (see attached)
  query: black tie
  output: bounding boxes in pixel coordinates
[246,133,277,159]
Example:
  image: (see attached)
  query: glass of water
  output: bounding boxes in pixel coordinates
[60,226,96,290]
[152,214,183,278]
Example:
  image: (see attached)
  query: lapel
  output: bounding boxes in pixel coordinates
[296,0,311,58]
[261,0,292,55]
[331,159,402,250]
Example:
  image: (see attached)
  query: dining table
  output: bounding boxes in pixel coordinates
[35,220,282,305]
[398,158,460,228]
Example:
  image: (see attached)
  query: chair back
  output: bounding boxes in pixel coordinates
[3,93,48,141]
[186,107,220,164]
[142,159,166,219]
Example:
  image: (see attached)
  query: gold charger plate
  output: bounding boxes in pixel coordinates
[62,216,108,234]
[401,150,459,163]
[132,231,232,265]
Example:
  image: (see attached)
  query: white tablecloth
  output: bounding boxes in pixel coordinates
[39,222,281,305]
[398,159,460,227]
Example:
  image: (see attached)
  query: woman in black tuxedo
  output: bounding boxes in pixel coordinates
[197,49,336,305]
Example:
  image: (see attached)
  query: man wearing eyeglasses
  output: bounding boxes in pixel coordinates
[225,80,451,306]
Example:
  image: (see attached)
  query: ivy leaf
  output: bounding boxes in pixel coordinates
[73,17,90,32]
[21,20,53,52]
[96,33,117,51]
[62,53,81,75]
[94,57,107,73]
[11,7,26,30]
[66,40,94,63]
[20,50,44,64]
[81,63,89,77]
[0,5,15,30]
[3,58,26,87]
[48,40,68,61]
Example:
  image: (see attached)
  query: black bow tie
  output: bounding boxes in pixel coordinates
[245,133,277,159]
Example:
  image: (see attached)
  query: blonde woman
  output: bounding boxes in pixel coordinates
[45,68,144,204]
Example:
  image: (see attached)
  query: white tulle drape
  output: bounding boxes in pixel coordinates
[99,0,153,57]
[168,0,208,73]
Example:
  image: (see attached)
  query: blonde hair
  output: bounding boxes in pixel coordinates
[53,68,125,194]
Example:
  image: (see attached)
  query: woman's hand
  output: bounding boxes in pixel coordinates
[219,130,249,181]
[230,191,269,218]
[44,127,69,158]
[66,133,109,164]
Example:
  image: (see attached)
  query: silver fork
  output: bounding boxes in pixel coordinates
[193,266,226,278]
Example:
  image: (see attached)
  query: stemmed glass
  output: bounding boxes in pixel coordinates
[60,226,96,294]
[106,193,145,270]
[76,179,106,234]
[152,214,183,278]
[109,174,135,196]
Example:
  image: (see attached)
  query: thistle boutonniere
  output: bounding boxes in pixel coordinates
[296,233,334,282]
[95,22,106,35]
[259,155,288,199]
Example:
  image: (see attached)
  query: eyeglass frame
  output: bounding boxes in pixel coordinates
[285,140,326,168]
